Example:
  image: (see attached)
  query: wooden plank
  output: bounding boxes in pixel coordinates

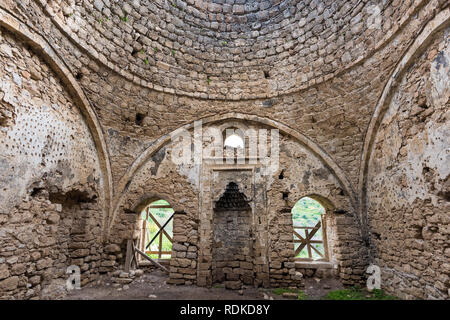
[293,230,306,241]
[132,240,139,269]
[145,213,175,249]
[307,221,321,239]
[145,251,172,255]
[295,242,307,256]
[158,231,163,259]
[310,243,324,257]
[293,240,323,244]
[134,248,169,273]
[321,214,330,261]
[305,229,312,259]
[139,209,148,257]
[148,213,173,243]
[124,239,133,273]
[294,220,324,259]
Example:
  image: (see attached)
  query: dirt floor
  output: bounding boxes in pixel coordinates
[65,269,345,300]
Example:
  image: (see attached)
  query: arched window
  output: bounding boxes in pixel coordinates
[224,133,244,149]
[139,199,174,260]
[292,197,329,261]
[223,127,244,149]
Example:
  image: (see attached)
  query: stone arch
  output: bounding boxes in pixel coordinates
[291,196,329,261]
[268,187,368,286]
[130,193,178,215]
[0,8,113,236]
[109,113,359,236]
[297,193,336,212]
[132,197,176,260]
[359,8,450,236]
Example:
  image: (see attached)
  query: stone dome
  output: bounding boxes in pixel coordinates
[53,0,417,99]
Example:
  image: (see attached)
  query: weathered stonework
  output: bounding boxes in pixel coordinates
[0,0,448,300]
[366,28,449,299]
[0,27,105,299]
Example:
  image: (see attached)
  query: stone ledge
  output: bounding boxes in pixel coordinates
[295,261,334,269]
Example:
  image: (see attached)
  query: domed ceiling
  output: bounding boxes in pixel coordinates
[54,0,418,99]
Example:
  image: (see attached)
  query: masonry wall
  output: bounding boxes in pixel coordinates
[0,0,448,300]
[366,28,449,300]
[267,134,368,287]
[110,121,367,288]
[0,27,105,299]
[2,0,444,189]
[108,139,199,281]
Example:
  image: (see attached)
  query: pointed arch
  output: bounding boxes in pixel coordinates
[359,8,450,236]
[0,8,113,238]
[109,112,359,237]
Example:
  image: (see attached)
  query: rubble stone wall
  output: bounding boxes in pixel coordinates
[110,121,366,289]
[366,28,449,300]
[0,0,448,300]
[0,27,105,299]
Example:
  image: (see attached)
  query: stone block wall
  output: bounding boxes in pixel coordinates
[108,122,368,289]
[168,212,199,285]
[367,27,449,299]
[212,187,254,289]
[0,27,105,299]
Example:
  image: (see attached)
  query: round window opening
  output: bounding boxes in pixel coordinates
[224,133,244,149]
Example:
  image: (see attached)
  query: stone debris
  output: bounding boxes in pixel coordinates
[282,292,298,299]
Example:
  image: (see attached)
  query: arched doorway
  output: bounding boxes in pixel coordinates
[292,197,329,261]
[139,199,174,260]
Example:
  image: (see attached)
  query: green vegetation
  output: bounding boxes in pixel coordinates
[121,15,128,22]
[207,76,211,85]
[221,40,228,46]
[291,197,324,225]
[323,287,398,300]
[272,288,308,300]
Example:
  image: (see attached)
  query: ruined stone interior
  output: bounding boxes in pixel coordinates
[0,0,449,300]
